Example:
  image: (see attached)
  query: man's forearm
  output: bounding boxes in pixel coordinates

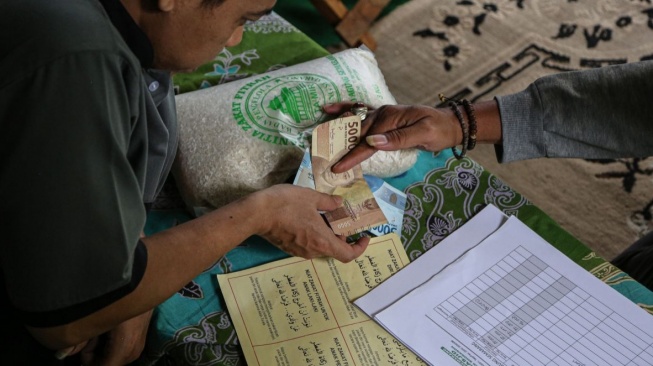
[473,100,502,145]
[28,193,264,350]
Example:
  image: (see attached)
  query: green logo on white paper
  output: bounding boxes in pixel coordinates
[232,73,341,148]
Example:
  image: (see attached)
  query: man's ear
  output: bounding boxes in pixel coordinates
[156,0,176,12]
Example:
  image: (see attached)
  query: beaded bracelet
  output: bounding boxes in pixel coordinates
[439,94,480,157]
[447,100,468,159]
[461,99,477,151]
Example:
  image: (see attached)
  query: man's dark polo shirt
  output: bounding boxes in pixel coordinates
[0,0,177,361]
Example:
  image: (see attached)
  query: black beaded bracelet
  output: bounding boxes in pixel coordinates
[461,99,477,151]
[447,101,468,160]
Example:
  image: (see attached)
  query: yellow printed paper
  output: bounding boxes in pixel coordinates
[217,234,426,366]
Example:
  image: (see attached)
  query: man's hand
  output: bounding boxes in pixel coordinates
[56,309,153,365]
[323,101,503,174]
[323,103,459,173]
[251,185,369,263]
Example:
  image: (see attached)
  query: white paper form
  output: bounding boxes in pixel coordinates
[375,217,653,366]
[354,204,508,318]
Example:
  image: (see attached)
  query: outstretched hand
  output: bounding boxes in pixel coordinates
[323,103,461,173]
[253,185,369,263]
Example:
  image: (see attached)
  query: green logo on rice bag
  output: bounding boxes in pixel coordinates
[232,73,341,148]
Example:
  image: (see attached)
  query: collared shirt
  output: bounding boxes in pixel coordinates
[99,0,179,206]
[0,0,177,360]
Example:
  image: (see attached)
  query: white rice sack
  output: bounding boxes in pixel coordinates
[362,149,417,178]
[173,48,417,209]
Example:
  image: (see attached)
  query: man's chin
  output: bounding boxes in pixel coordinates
[153,49,225,73]
[170,67,197,75]
[151,59,202,74]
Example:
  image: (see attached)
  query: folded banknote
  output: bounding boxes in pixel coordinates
[294,149,406,237]
[311,116,386,236]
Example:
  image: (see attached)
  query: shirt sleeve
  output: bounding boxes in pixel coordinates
[0,50,148,322]
[495,60,653,163]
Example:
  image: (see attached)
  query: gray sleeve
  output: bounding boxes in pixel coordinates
[495,60,653,163]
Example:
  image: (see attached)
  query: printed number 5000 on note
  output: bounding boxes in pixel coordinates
[311,116,387,236]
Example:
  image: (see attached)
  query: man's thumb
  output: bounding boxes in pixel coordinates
[317,193,343,212]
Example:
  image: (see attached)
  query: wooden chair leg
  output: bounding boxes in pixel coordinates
[336,0,390,48]
[309,0,386,50]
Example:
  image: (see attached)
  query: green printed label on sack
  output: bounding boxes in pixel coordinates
[232,73,341,148]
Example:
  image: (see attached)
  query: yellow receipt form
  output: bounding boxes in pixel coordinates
[217,233,426,366]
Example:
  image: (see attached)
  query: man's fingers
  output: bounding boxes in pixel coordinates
[339,236,370,263]
[322,102,362,116]
[365,124,429,151]
[315,192,343,212]
[55,339,92,360]
[54,347,74,361]
[334,123,425,173]
[331,144,376,173]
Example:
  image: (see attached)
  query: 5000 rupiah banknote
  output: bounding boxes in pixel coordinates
[311,116,387,236]
[294,150,406,237]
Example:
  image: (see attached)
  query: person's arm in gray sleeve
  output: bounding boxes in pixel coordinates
[496,60,653,163]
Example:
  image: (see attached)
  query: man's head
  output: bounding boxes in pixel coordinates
[124,0,275,71]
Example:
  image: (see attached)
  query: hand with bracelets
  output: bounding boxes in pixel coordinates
[323,99,502,174]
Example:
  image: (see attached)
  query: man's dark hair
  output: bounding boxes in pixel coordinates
[142,0,225,11]
[202,0,225,7]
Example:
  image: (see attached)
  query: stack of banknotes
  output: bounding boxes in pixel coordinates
[293,116,406,237]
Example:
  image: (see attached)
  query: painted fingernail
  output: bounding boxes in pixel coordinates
[366,134,388,146]
[54,349,71,360]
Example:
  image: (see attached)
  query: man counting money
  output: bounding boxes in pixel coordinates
[0,0,369,363]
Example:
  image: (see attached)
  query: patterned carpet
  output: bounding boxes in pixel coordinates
[369,0,653,259]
